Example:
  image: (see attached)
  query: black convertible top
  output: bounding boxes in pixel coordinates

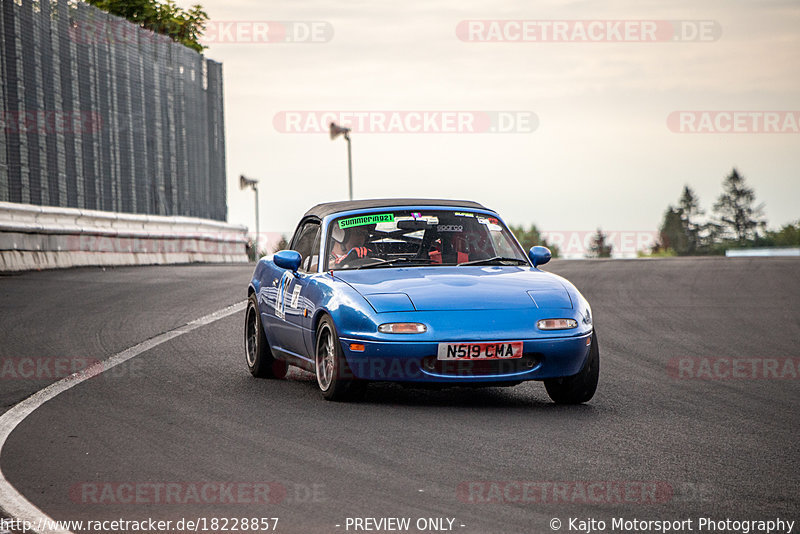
[303,198,492,219]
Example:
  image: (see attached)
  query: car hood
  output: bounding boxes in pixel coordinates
[334,266,573,312]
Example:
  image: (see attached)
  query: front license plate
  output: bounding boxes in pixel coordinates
[437,341,523,361]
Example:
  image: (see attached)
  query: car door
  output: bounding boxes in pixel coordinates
[270,219,320,361]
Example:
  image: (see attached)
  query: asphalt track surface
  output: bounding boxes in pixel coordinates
[0,259,798,534]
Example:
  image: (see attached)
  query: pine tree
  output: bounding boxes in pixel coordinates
[712,169,766,244]
[657,207,687,254]
[588,228,613,258]
[678,186,704,254]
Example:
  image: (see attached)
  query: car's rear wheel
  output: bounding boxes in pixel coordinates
[315,316,367,401]
[245,294,287,379]
[544,331,599,404]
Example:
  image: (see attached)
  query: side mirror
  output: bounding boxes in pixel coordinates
[528,246,551,267]
[274,249,302,272]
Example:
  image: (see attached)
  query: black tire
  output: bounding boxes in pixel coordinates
[315,316,367,401]
[544,331,599,404]
[244,293,287,379]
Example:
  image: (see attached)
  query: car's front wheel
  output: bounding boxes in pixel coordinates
[544,331,599,404]
[315,316,367,401]
[244,294,287,379]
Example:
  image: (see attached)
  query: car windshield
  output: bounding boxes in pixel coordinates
[324,209,528,271]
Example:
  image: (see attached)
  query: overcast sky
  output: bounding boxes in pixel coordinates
[187,0,799,248]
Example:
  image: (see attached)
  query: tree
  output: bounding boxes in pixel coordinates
[712,168,766,244]
[273,235,289,253]
[656,206,686,254]
[764,221,800,247]
[655,186,707,255]
[86,0,208,52]
[587,228,612,258]
[509,224,560,258]
[678,185,704,254]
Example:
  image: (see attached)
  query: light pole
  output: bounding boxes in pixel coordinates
[239,174,260,253]
[330,122,353,200]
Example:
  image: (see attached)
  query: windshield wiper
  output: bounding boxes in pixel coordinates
[457,256,529,266]
[356,257,435,269]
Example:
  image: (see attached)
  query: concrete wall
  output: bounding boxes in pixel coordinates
[0,201,248,271]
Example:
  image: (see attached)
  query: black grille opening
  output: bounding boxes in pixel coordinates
[420,354,542,376]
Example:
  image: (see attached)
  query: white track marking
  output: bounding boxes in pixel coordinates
[0,301,247,534]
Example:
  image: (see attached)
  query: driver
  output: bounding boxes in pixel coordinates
[329,224,375,266]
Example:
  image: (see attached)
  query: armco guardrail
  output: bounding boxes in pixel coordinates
[725,247,800,257]
[0,202,248,271]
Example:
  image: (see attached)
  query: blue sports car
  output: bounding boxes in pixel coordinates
[245,199,598,403]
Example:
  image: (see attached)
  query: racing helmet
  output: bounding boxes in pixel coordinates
[330,222,375,245]
[330,224,346,243]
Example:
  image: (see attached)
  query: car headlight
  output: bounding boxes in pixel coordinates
[378,323,427,334]
[537,318,578,330]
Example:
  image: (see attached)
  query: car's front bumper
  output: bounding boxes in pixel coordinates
[338,332,592,383]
